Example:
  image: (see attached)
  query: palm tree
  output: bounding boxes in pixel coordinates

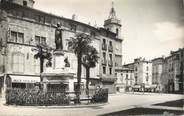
[82,46,98,96]
[33,44,52,82]
[68,33,91,103]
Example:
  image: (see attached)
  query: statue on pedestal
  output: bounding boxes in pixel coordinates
[55,23,63,50]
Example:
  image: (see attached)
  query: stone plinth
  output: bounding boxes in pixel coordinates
[42,50,76,92]
[53,50,65,69]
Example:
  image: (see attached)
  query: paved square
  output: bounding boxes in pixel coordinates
[0,93,183,116]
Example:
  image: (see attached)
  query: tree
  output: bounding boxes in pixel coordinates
[68,33,91,103]
[82,46,98,96]
[33,44,52,82]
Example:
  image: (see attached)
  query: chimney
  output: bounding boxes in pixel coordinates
[72,14,76,20]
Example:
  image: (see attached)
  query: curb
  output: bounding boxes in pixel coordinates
[2,102,109,109]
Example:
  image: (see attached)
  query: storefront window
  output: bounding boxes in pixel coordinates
[12,83,26,89]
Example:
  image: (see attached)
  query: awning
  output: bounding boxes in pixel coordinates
[44,80,69,84]
[150,84,157,88]
[145,85,151,88]
[100,77,117,83]
[132,85,141,88]
[116,84,125,87]
[10,75,40,83]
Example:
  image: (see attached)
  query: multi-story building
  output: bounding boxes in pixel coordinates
[162,48,184,93]
[0,0,123,94]
[115,66,134,92]
[152,57,164,92]
[100,3,123,93]
[124,58,153,91]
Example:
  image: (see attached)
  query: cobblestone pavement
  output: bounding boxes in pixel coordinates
[0,93,183,116]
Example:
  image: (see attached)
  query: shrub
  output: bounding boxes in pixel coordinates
[91,88,108,103]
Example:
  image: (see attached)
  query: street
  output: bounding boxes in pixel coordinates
[0,93,183,116]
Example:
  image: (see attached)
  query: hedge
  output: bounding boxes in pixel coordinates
[91,88,108,103]
[6,88,70,106]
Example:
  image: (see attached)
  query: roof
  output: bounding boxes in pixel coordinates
[1,1,116,36]
[152,57,164,62]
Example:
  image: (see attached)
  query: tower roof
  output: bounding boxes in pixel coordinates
[108,2,117,19]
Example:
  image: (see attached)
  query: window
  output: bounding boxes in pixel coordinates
[70,24,77,32]
[10,31,24,43]
[10,31,17,42]
[146,76,149,82]
[23,1,27,6]
[109,54,112,61]
[39,16,45,23]
[135,67,138,71]
[135,76,138,84]
[103,52,106,61]
[109,41,112,46]
[17,33,24,43]
[34,15,45,23]
[116,28,119,35]
[103,67,106,74]
[102,39,107,50]
[146,66,149,71]
[109,67,112,75]
[90,31,96,37]
[35,36,40,45]
[35,36,46,45]
[126,74,128,80]
[103,39,106,44]
[146,73,149,81]
[41,37,46,45]
[12,53,25,73]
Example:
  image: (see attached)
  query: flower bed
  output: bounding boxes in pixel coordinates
[6,88,70,106]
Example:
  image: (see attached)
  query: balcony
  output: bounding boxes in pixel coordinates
[108,60,113,66]
[102,59,107,65]
[102,44,107,50]
[108,45,113,52]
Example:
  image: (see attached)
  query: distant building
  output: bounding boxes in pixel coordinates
[124,58,153,92]
[162,48,184,93]
[115,66,134,92]
[152,57,164,92]
[0,0,123,95]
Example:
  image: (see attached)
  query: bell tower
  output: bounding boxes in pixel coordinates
[104,2,121,38]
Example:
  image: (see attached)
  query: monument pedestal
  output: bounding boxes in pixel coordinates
[42,50,75,92]
[53,50,65,69]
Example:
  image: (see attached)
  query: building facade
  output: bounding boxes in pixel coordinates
[124,58,153,91]
[0,0,123,95]
[162,48,184,93]
[152,57,164,92]
[115,66,134,92]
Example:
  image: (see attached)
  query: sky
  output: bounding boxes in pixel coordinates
[34,0,184,64]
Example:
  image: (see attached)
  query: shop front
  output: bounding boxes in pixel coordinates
[116,84,125,93]
[101,77,116,94]
[8,75,40,89]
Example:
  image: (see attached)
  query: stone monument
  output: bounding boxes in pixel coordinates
[42,23,75,92]
[54,22,65,69]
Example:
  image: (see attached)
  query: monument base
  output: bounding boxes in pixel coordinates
[42,50,75,92]
[53,50,65,69]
